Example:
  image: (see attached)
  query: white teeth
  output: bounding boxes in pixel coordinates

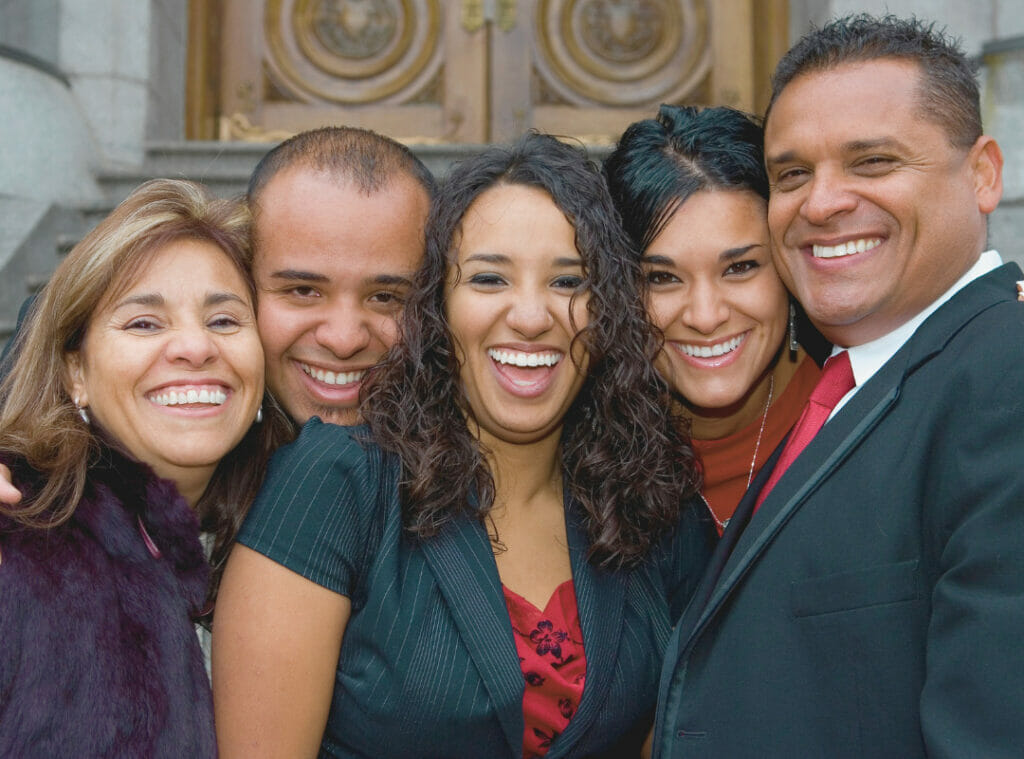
[812,238,882,258]
[149,387,227,406]
[678,335,745,358]
[300,363,366,386]
[487,349,563,367]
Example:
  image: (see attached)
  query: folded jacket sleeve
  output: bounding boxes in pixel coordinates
[237,419,388,603]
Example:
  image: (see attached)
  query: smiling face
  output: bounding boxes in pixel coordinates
[644,190,787,418]
[445,183,590,447]
[66,239,264,504]
[253,167,428,425]
[765,58,1002,347]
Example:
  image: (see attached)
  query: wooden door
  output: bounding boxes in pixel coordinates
[191,0,787,143]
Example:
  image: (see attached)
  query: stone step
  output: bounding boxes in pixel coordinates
[97,140,498,206]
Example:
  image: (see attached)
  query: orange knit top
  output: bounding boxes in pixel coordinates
[693,356,821,532]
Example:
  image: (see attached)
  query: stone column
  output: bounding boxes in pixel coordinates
[58,0,187,166]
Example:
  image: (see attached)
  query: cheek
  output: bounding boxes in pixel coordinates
[752,278,790,334]
[235,337,266,388]
[647,292,683,331]
[256,304,288,359]
[257,303,314,361]
[569,296,590,334]
[373,314,401,347]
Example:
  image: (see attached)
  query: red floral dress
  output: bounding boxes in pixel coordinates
[503,579,586,759]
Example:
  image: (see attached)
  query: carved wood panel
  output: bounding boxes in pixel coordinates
[217,0,487,142]
[201,0,785,143]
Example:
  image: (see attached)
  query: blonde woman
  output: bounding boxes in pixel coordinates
[0,180,287,757]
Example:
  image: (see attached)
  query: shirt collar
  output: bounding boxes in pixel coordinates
[831,250,1002,412]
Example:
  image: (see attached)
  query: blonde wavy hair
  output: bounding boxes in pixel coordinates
[0,179,289,569]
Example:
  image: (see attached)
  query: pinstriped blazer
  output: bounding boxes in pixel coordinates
[238,420,715,759]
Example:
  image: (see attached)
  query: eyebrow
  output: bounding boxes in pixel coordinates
[720,244,764,261]
[113,293,164,308]
[267,270,414,287]
[463,253,583,267]
[205,292,250,307]
[767,137,907,167]
[373,273,414,287]
[643,244,763,266]
[267,269,330,282]
[113,292,249,309]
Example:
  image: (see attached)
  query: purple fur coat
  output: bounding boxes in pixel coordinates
[0,450,216,758]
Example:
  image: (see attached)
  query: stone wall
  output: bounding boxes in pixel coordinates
[58,0,188,166]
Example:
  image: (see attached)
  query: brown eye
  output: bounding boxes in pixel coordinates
[725,261,758,276]
[646,271,679,285]
[773,167,810,191]
[125,318,160,331]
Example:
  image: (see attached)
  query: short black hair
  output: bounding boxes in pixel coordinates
[604,104,767,254]
[247,125,436,206]
[767,14,981,148]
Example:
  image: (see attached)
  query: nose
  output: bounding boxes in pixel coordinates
[506,289,556,339]
[801,168,857,225]
[314,302,373,360]
[167,324,218,366]
[682,280,729,335]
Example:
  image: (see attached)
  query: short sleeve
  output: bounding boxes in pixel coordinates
[237,419,389,601]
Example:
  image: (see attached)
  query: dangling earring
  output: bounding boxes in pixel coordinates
[74,396,90,424]
[255,406,263,424]
[788,301,799,362]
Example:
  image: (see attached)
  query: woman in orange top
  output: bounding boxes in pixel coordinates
[605,105,824,533]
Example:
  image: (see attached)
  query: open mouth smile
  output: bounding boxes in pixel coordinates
[487,348,565,396]
[300,362,366,387]
[676,334,745,358]
[812,238,882,259]
[487,349,562,368]
[147,385,228,406]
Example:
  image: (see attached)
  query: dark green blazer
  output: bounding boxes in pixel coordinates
[239,420,714,759]
[653,262,1024,759]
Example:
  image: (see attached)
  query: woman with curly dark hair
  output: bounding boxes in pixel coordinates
[213,132,714,759]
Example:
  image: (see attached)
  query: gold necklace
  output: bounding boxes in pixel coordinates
[703,373,775,532]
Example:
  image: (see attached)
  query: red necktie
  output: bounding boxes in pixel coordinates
[755,351,855,510]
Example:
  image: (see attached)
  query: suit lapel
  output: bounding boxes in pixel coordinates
[547,504,626,757]
[420,515,524,757]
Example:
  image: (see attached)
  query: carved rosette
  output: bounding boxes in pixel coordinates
[264,0,442,104]
[533,0,710,106]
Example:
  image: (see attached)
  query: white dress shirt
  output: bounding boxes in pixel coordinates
[830,249,1004,417]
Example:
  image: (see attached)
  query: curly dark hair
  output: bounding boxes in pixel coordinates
[767,14,981,149]
[362,131,700,569]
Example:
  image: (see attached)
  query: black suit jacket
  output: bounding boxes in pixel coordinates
[653,262,1024,759]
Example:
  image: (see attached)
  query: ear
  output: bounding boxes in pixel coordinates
[64,351,88,407]
[969,135,1003,215]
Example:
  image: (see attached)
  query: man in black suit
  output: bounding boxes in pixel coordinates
[653,15,1024,758]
